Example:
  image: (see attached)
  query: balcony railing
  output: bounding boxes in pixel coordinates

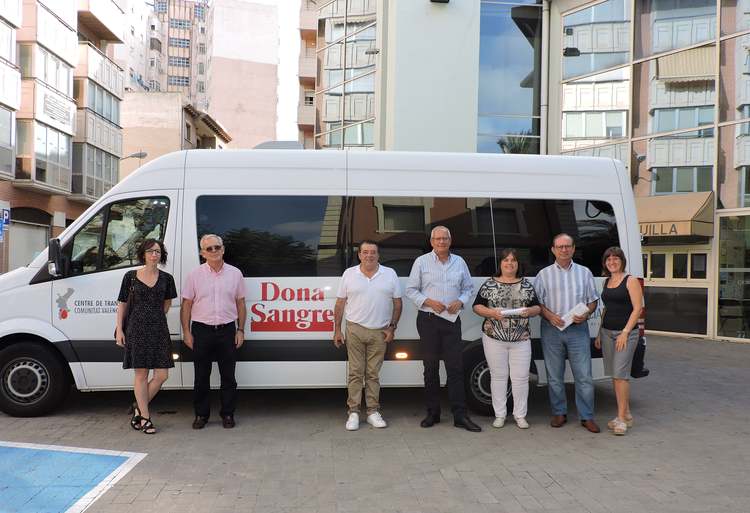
[76,42,125,99]
[74,110,123,157]
[297,104,314,127]
[0,59,21,110]
[77,0,126,43]
[299,54,316,80]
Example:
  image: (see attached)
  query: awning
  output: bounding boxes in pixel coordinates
[635,191,714,237]
[656,46,715,84]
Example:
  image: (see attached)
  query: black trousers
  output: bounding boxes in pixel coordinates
[191,321,238,418]
[416,311,466,417]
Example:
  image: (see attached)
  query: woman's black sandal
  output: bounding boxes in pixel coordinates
[129,402,142,431]
[140,417,156,434]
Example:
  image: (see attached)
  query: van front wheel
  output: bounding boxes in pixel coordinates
[0,342,70,417]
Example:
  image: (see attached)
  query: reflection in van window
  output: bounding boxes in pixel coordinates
[196,195,346,277]
[70,212,104,274]
[490,198,619,276]
[66,197,170,275]
[104,198,170,270]
[349,196,497,277]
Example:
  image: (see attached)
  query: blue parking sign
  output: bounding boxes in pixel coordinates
[1,208,8,231]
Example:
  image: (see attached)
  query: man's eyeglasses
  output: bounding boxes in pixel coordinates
[202,245,223,253]
[554,244,573,250]
[145,249,162,255]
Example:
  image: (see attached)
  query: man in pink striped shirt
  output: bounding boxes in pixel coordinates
[181,234,246,429]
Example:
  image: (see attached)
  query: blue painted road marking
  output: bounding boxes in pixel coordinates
[0,442,145,513]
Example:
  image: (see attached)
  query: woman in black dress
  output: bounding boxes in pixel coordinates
[115,238,177,434]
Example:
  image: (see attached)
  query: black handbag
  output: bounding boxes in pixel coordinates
[115,271,136,340]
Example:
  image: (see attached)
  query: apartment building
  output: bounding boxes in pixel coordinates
[110,0,161,92]
[73,0,126,204]
[297,0,315,149]
[0,0,125,274]
[210,0,277,149]
[154,0,212,111]
[119,91,230,178]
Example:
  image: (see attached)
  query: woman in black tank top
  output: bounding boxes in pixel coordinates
[594,247,643,436]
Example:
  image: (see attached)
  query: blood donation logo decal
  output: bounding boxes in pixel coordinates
[250,282,334,332]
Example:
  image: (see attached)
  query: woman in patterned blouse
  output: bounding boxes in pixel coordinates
[472,248,540,429]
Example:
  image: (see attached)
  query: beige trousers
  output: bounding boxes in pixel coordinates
[346,322,387,414]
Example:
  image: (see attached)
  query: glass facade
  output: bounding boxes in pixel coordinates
[718,215,750,338]
[477,1,542,154]
[314,0,376,150]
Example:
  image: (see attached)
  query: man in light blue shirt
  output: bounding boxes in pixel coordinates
[535,233,600,433]
[405,226,480,432]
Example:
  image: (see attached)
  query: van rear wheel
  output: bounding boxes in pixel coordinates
[463,347,513,417]
[0,342,70,417]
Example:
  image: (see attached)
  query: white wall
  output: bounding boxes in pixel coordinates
[377,0,480,152]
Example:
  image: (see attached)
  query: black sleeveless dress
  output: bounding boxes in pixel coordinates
[118,269,177,369]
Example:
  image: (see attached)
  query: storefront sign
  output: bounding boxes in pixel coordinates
[639,222,688,237]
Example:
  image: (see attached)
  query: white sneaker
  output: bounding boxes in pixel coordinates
[366,411,387,428]
[492,417,506,428]
[345,412,359,431]
[515,417,530,429]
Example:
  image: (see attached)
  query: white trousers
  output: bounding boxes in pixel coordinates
[481,334,531,419]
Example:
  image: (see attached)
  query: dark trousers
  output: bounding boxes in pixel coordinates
[191,321,238,418]
[417,311,466,417]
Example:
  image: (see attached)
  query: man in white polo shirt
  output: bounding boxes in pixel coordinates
[333,240,402,431]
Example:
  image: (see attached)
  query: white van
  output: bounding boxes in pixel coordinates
[0,150,645,417]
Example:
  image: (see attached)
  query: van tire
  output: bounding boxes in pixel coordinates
[464,346,513,417]
[0,342,70,417]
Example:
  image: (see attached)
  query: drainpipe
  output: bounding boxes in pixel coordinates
[541,0,550,155]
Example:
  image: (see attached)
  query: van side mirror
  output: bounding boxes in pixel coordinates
[48,238,63,277]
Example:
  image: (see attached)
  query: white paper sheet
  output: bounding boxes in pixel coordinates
[558,302,590,331]
[499,307,525,317]
[436,309,459,323]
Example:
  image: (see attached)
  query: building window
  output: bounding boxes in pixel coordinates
[168,56,190,67]
[169,19,191,29]
[155,1,167,13]
[304,90,314,106]
[653,106,714,136]
[194,4,206,20]
[650,253,666,278]
[148,80,160,91]
[198,62,205,75]
[197,81,205,93]
[0,19,15,63]
[169,38,190,48]
[691,253,707,279]
[563,111,627,139]
[35,47,72,97]
[198,43,206,54]
[0,106,13,177]
[72,144,119,199]
[200,26,206,34]
[476,1,542,154]
[168,75,189,86]
[562,0,631,79]
[185,122,191,142]
[653,166,712,195]
[382,206,425,232]
[33,122,72,191]
[86,82,121,125]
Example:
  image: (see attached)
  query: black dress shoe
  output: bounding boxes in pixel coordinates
[192,416,208,430]
[420,413,441,428]
[222,415,235,429]
[454,415,482,432]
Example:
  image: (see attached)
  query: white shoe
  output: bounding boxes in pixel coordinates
[515,417,530,429]
[345,412,359,431]
[366,411,387,428]
[612,418,627,436]
[492,417,506,428]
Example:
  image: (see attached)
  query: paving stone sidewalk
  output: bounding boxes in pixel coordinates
[1,335,749,513]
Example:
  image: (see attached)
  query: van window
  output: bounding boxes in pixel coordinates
[490,199,619,276]
[196,195,347,277]
[350,196,496,277]
[66,197,170,275]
